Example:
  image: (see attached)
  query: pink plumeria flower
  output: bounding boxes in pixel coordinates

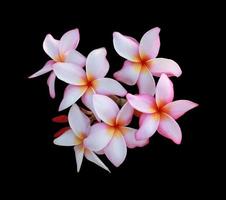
[127,74,198,144]
[84,94,148,167]
[54,104,110,173]
[29,29,86,98]
[113,27,182,95]
[54,48,127,113]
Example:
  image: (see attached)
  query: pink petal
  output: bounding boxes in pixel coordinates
[116,102,134,126]
[139,27,160,60]
[83,123,114,151]
[104,130,127,167]
[74,145,84,172]
[53,129,81,146]
[47,72,56,99]
[84,149,110,172]
[158,113,182,144]
[126,94,157,114]
[86,48,109,81]
[113,32,139,62]
[137,67,156,96]
[149,58,182,77]
[65,50,86,67]
[43,34,59,60]
[156,74,174,108]
[29,60,54,78]
[81,88,101,122]
[93,94,119,126]
[136,113,160,140]
[59,29,80,53]
[162,100,198,120]
[113,60,141,85]
[93,78,127,97]
[121,127,149,148]
[53,63,87,85]
[59,85,87,111]
[68,104,90,138]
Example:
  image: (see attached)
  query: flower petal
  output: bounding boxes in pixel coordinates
[47,72,56,99]
[137,67,156,96]
[43,34,59,60]
[156,74,174,108]
[136,113,160,140]
[93,78,127,97]
[149,58,182,77]
[162,100,198,120]
[68,104,90,138]
[65,50,86,67]
[126,94,157,113]
[83,123,114,151]
[59,29,80,53]
[74,145,84,172]
[53,129,81,146]
[113,60,141,85]
[59,85,87,111]
[158,113,182,144]
[84,149,110,172]
[121,127,149,148]
[93,94,119,126]
[113,32,139,62]
[53,63,87,85]
[104,130,127,167]
[29,60,54,78]
[86,48,109,80]
[139,27,160,60]
[54,127,70,138]
[52,115,68,123]
[116,102,134,126]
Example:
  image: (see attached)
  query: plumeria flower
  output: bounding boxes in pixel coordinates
[54,48,127,113]
[29,29,86,98]
[54,104,110,172]
[84,94,148,167]
[113,27,182,95]
[127,74,198,144]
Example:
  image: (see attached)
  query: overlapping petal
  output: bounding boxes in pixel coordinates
[43,34,59,60]
[54,129,81,146]
[116,102,134,126]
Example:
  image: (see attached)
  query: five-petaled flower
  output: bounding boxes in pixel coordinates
[127,74,198,144]
[29,29,86,98]
[54,104,110,172]
[113,27,182,95]
[84,94,148,167]
[54,48,127,114]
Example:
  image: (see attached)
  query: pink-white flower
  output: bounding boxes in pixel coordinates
[54,104,110,172]
[113,27,182,95]
[29,29,86,98]
[127,74,198,144]
[84,94,148,167]
[55,48,127,113]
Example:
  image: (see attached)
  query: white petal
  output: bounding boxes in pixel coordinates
[93,78,127,97]
[65,50,86,67]
[59,29,80,53]
[85,149,110,172]
[104,130,127,167]
[74,145,84,172]
[59,85,87,111]
[47,72,56,99]
[86,48,110,80]
[43,34,59,60]
[116,102,134,126]
[29,60,54,78]
[68,104,90,138]
[83,123,114,151]
[93,94,119,126]
[53,63,87,85]
[53,129,81,146]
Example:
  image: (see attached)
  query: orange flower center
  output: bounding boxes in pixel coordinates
[55,54,65,62]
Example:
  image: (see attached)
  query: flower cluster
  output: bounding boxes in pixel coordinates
[30,27,198,172]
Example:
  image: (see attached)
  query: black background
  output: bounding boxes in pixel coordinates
[4,1,222,198]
